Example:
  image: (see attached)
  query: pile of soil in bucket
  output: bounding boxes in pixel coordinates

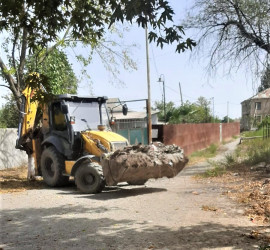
[101,142,189,186]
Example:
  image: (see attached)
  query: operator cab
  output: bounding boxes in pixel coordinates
[54,95,110,132]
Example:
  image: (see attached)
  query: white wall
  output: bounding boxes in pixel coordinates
[0,128,27,169]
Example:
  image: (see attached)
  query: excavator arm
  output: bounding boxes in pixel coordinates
[16,86,39,153]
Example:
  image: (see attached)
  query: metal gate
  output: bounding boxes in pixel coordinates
[117,128,148,145]
[107,98,150,145]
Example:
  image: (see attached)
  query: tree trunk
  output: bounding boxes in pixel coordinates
[27,154,36,180]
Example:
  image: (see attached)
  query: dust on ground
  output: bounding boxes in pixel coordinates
[1,139,270,249]
[196,164,270,244]
[194,144,270,244]
[0,166,44,193]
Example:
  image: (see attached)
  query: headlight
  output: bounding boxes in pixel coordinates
[110,141,128,151]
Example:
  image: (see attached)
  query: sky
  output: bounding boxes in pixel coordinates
[0,0,260,119]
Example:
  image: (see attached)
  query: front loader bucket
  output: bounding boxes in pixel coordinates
[101,143,188,186]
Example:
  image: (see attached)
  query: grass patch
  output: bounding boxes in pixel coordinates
[188,143,219,166]
[241,128,263,137]
[237,138,270,167]
[203,165,226,177]
[190,143,218,158]
[201,138,270,178]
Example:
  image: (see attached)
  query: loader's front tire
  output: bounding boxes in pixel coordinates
[41,146,69,187]
[75,163,105,194]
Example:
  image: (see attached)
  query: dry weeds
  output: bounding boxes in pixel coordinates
[198,165,270,244]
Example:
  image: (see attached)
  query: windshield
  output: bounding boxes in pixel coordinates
[67,101,110,132]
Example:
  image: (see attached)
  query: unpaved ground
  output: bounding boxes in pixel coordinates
[1,140,269,249]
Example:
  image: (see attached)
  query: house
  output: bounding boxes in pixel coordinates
[107,98,159,144]
[241,88,270,131]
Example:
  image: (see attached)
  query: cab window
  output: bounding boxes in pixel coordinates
[52,103,67,131]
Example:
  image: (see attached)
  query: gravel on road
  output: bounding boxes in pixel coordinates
[0,140,266,250]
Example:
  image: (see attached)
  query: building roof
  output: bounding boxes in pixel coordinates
[112,111,159,120]
[241,88,270,104]
[107,98,123,112]
[107,97,159,120]
[251,88,270,99]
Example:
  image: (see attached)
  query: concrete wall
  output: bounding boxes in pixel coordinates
[162,123,240,155]
[0,128,27,170]
[250,98,270,118]
[222,123,240,140]
[241,98,270,131]
[0,123,240,169]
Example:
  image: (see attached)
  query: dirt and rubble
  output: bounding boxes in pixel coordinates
[102,143,188,186]
[199,161,270,227]
[1,140,270,249]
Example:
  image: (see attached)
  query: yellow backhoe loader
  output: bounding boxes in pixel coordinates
[16,81,188,194]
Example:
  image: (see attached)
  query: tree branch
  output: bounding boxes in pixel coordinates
[0,56,18,97]
[12,32,19,85]
[225,19,270,53]
[39,25,72,64]
[18,27,28,90]
[0,84,11,90]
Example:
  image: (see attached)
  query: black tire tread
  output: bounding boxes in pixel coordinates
[75,162,105,194]
[41,146,69,187]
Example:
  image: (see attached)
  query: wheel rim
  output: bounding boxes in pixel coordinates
[44,158,55,177]
[83,173,95,185]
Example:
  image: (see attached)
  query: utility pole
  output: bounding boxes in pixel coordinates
[213,97,215,122]
[179,82,183,106]
[158,74,166,123]
[227,101,229,123]
[211,97,215,122]
[145,26,152,144]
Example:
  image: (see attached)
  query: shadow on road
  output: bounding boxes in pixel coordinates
[179,163,209,177]
[57,186,167,200]
[1,205,266,249]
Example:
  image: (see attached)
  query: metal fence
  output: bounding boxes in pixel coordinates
[113,118,147,130]
[263,123,270,139]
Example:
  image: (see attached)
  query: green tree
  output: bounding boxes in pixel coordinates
[0,96,19,128]
[0,49,78,128]
[258,65,270,92]
[154,101,175,122]
[166,97,212,124]
[221,116,234,123]
[184,0,270,75]
[169,101,196,124]
[195,96,211,123]
[0,0,195,107]
[27,49,78,94]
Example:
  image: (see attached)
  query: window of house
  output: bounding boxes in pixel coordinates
[255,115,262,123]
[255,102,261,110]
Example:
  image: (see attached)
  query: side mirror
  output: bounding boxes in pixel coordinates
[122,104,128,116]
[61,104,68,114]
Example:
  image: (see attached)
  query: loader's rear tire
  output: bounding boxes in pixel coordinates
[41,146,69,187]
[75,163,105,194]
[127,180,147,185]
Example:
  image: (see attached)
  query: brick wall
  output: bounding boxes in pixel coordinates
[154,123,240,155]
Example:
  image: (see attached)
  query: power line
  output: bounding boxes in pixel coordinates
[150,43,159,76]
[165,84,197,101]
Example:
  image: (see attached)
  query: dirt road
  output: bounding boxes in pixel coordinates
[0,141,266,249]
